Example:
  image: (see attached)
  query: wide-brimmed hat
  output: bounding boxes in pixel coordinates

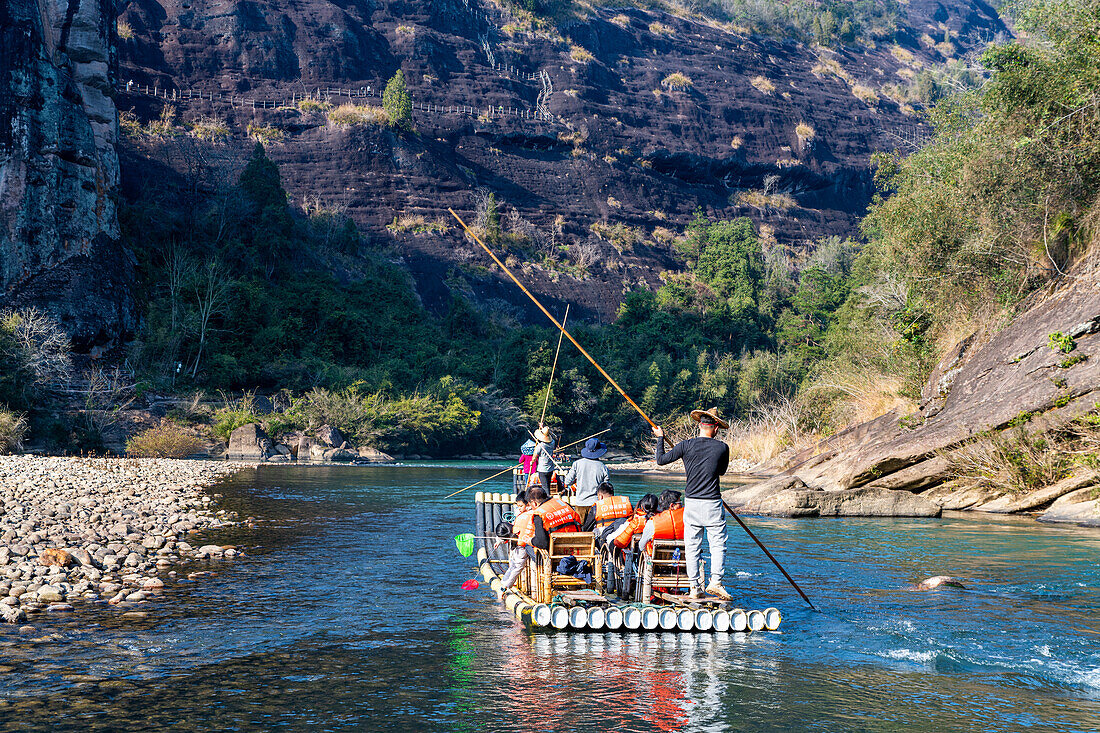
[580,438,608,459]
[534,427,553,443]
[690,407,729,430]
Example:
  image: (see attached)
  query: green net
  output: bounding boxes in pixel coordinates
[454,533,475,557]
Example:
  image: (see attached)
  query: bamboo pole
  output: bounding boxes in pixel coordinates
[556,427,611,453]
[444,464,522,499]
[448,208,817,611]
[539,303,569,427]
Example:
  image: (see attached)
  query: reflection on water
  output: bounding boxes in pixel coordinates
[0,465,1099,732]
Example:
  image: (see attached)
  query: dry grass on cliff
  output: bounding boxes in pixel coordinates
[722,399,816,467]
[750,76,775,95]
[804,369,916,431]
[944,412,1100,495]
[328,104,389,127]
[387,214,450,235]
[737,190,797,211]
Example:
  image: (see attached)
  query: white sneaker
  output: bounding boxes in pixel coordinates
[705,582,733,601]
[688,586,703,600]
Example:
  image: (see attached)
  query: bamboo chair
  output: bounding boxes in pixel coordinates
[638,540,700,601]
[532,532,602,603]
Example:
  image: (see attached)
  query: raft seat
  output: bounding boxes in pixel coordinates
[639,540,700,602]
[533,532,603,604]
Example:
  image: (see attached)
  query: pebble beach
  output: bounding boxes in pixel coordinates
[0,456,245,628]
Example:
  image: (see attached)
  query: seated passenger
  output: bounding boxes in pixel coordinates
[610,493,660,550]
[582,482,633,534]
[638,489,684,555]
[497,519,537,591]
[525,486,582,551]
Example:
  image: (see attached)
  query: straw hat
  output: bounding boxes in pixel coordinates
[534,427,553,443]
[690,407,729,430]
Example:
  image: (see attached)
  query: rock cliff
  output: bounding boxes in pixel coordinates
[114,0,1007,321]
[0,0,133,350]
[725,254,1100,526]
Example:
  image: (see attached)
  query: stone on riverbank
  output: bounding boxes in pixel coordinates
[0,456,245,622]
[227,423,277,460]
[733,484,942,518]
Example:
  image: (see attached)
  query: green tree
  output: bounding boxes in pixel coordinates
[383,70,413,131]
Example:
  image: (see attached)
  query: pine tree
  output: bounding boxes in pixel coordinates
[383,70,413,131]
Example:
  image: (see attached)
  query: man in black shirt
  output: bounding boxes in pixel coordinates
[653,407,732,600]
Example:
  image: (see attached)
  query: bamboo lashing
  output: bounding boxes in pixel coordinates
[449,208,817,611]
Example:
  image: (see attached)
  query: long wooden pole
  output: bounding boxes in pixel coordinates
[449,208,817,611]
[557,427,611,453]
[539,304,569,426]
[444,464,522,499]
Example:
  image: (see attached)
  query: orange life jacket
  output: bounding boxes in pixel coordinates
[645,504,685,554]
[533,497,581,534]
[593,495,633,528]
[514,509,536,547]
[612,509,650,549]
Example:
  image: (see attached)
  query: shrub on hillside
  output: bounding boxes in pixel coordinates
[126,423,205,458]
[661,73,693,91]
[213,393,260,442]
[0,408,28,454]
[382,70,413,131]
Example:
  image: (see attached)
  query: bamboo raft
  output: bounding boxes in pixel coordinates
[474,491,783,633]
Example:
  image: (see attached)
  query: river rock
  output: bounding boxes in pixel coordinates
[46,603,74,613]
[227,423,276,460]
[38,548,71,567]
[974,472,1099,514]
[67,548,95,567]
[142,578,164,590]
[316,425,345,448]
[744,486,942,518]
[357,447,395,463]
[1039,487,1100,527]
[324,447,356,462]
[1,606,27,624]
[198,545,223,556]
[36,585,63,603]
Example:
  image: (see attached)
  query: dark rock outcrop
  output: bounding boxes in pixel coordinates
[1,0,133,350]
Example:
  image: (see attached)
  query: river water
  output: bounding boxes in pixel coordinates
[1,464,1099,732]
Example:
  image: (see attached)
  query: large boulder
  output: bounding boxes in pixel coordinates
[227,423,276,460]
[316,425,345,448]
[357,446,395,463]
[1039,487,1100,527]
[743,486,942,518]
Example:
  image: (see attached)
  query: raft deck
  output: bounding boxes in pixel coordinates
[474,491,782,633]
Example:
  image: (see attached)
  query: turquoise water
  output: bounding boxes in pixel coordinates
[1,464,1099,732]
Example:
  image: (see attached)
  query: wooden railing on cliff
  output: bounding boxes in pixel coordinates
[118,81,555,123]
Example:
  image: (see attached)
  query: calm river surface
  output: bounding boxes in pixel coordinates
[1,463,1099,732]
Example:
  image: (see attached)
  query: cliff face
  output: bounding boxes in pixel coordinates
[0,0,132,351]
[725,254,1100,526]
[114,0,1007,322]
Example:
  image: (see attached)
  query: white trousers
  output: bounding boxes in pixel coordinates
[502,546,534,589]
[685,498,727,587]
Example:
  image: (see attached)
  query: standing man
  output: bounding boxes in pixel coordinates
[532,426,556,495]
[564,437,610,508]
[651,407,732,600]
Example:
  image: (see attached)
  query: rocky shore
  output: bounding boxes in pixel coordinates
[0,456,246,626]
